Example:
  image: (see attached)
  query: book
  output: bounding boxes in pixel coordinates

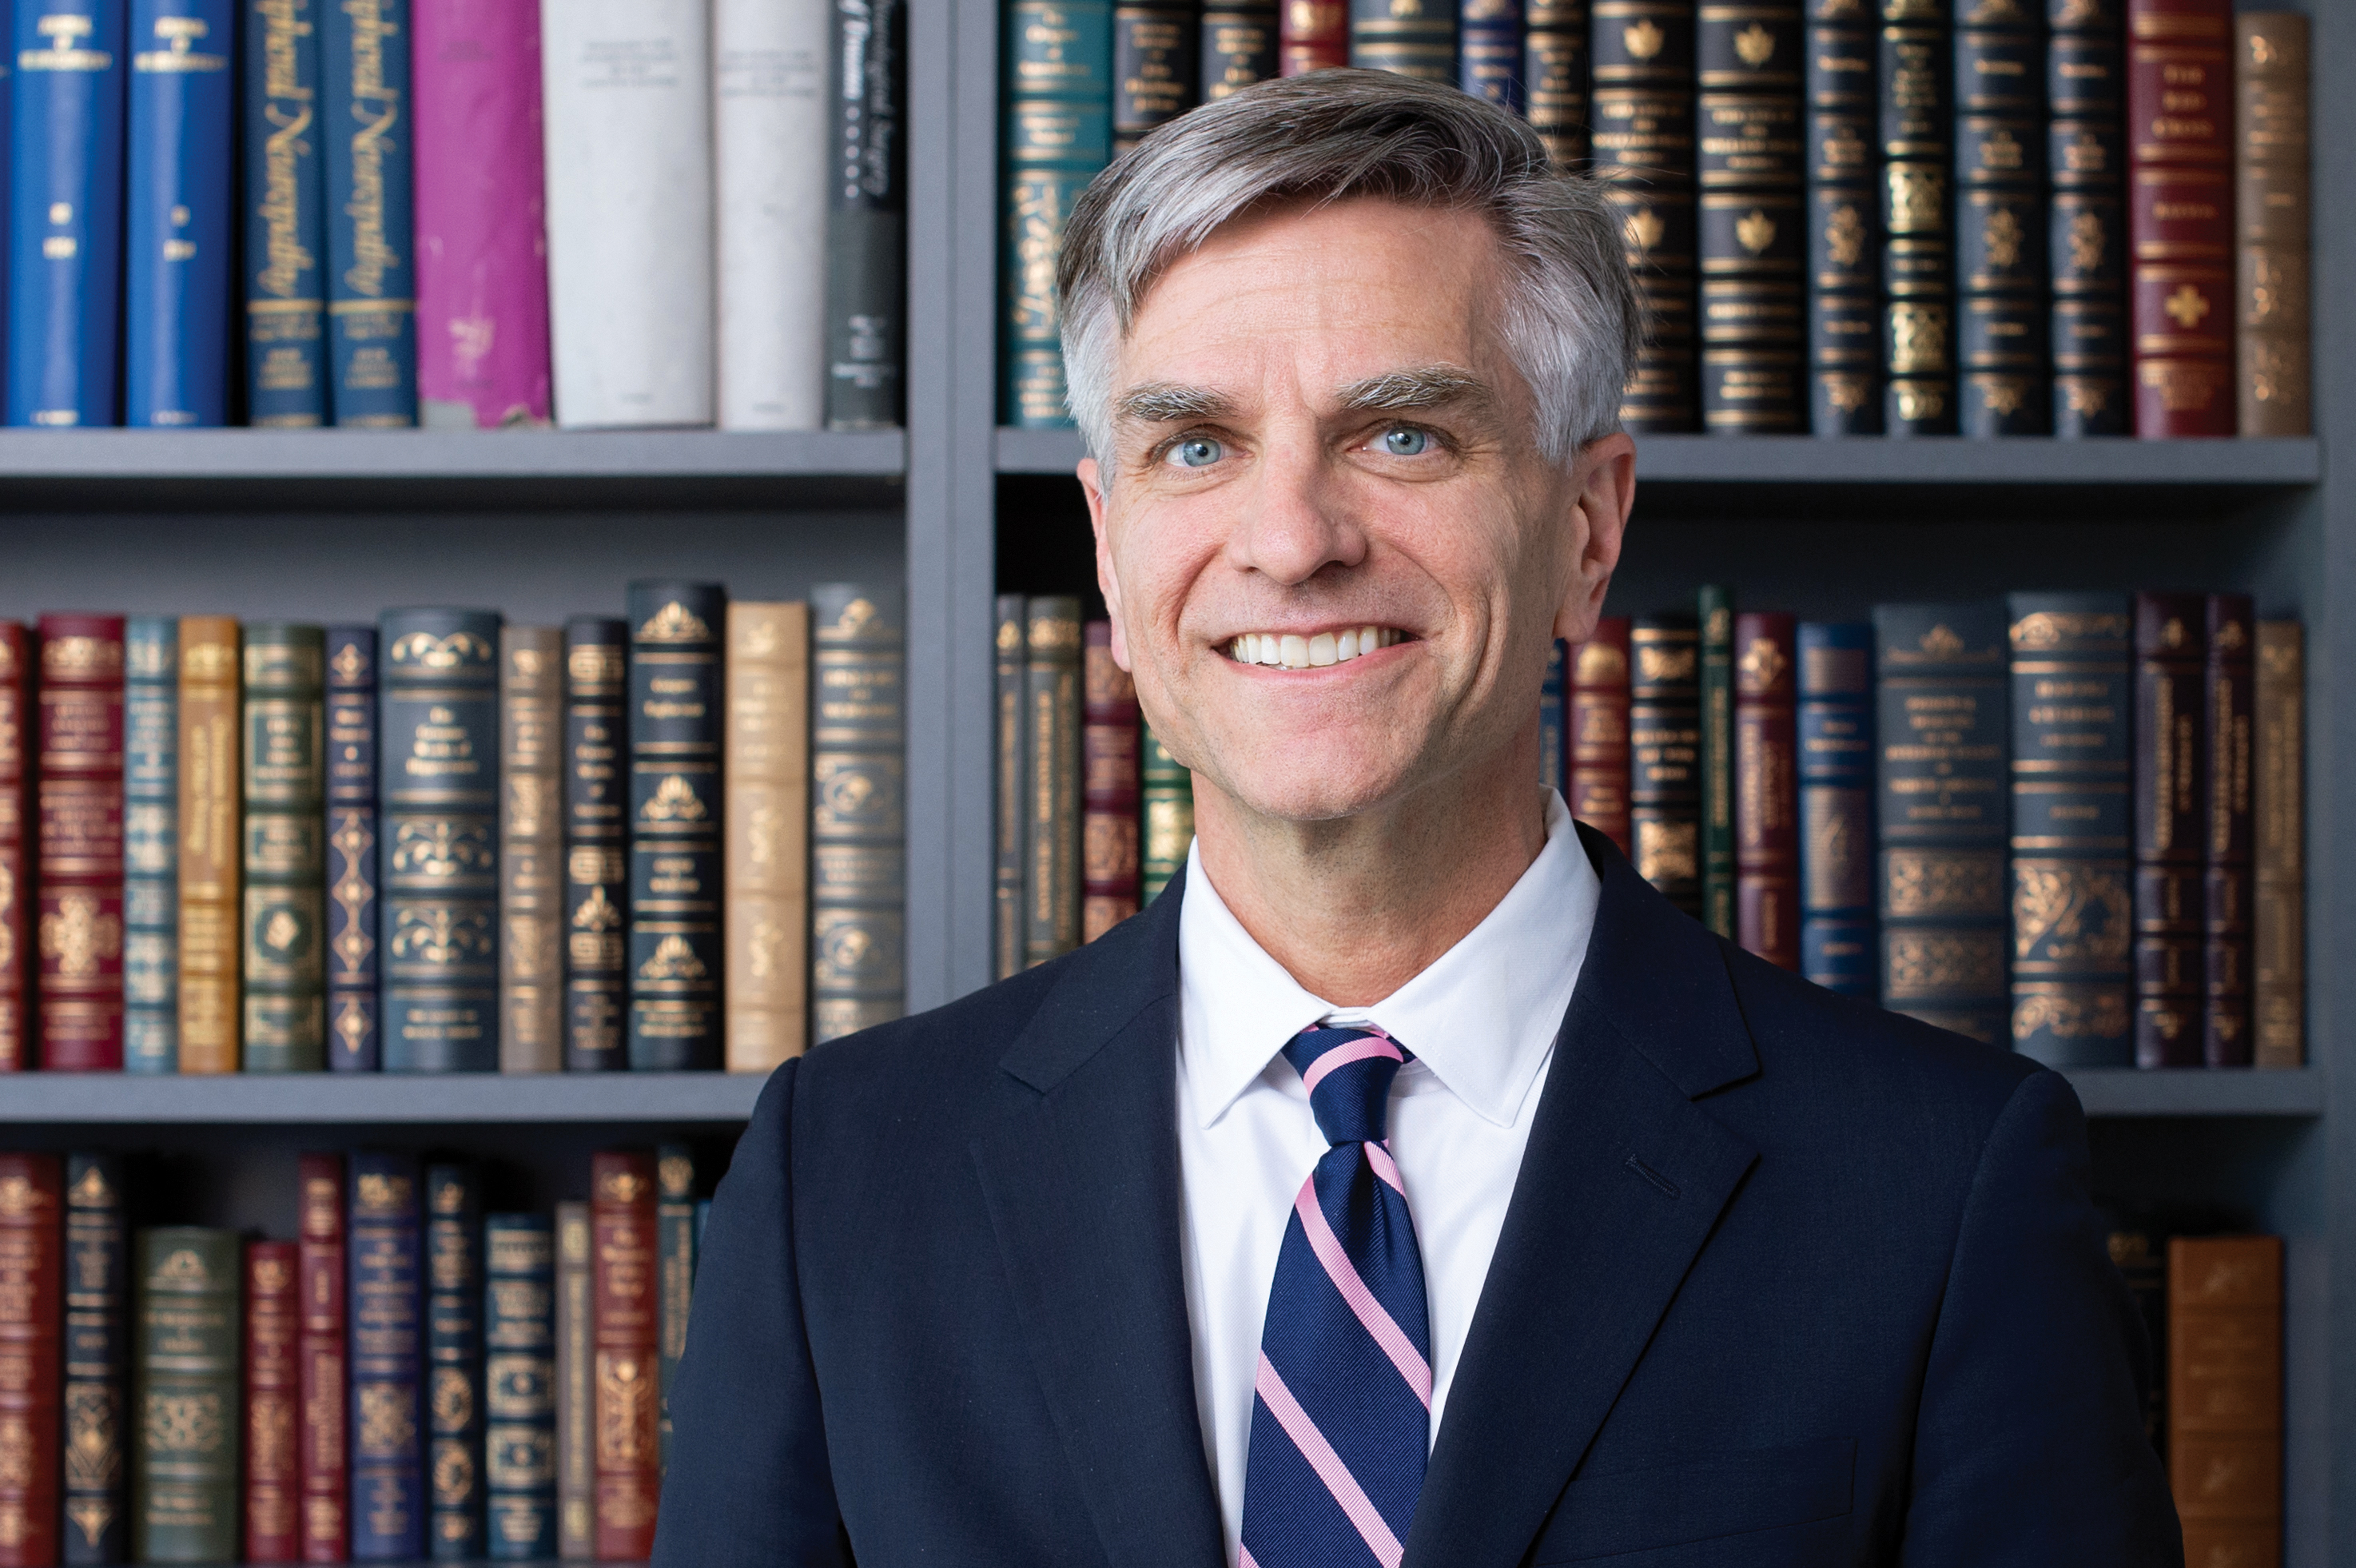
[241,625,327,1072]
[1001,0,1110,428]
[1733,612,1799,969]
[1348,0,1452,79]
[655,1146,695,1473]
[326,629,380,1072]
[412,0,552,428]
[551,1201,591,1560]
[295,1153,347,1563]
[590,1152,658,1560]
[1081,623,1140,941]
[1629,615,1701,913]
[993,595,1026,980]
[380,610,502,1073]
[125,0,233,426]
[2124,0,2231,436]
[1523,0,1587,165]
[1568,619,1633,856]
[1140,724,1192,904]
[322,0,418,425]
[242,1240,300,1562]
[1023,598,1084,965]
[500,627,563,1072]
[1200,0,1275,99]
[810,584,906,1041]
[2251,621,2300,1067]
[1876,0,1953,432]
[177,618,241,1074]
[627,583,726,1069]
[1460,0,1518,107]
[1955,0,2047,436]
[1697,0,1805,432]
[1539,639,1566,797]
[2007,593,2133,1068]
[348,1152,424,1561]
[0,1155,62,1568]
[2201,595,2252,1066]
[539,0,715,428]
[714,0,830,429]
[1806,0,1880,432]
[0,630,25,1071]
[425,1164,482,1558]
[62,1154,127,1566]
[39,616,129,1070]
[825,0,905,428]
[6,0,128,427]
[2049,0,2127,436]
[562,619,628,1071]
[1278,0,1343,72]
[722,602,811,1071]
[1698,586,1735,937]
[131,1227,240,1563]
[1594,0,1697,428]
[2105,1216,2169,1453]
[243,0,329,425]
[124,617,179,1073]
[483,1215,555,1559]
[2167,1235,2281,1565]
[1797,622,1873,995]
[1113,0,1198,152]
[2132,592,2203,1066]
[2233,14,2306,436]
[1873,602,2008,1045]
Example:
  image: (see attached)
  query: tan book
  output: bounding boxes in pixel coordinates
[2252,623,2302,1067]
[554,1200,594,1560]
[724,602,810,1071]
[500,628,564,1071]
[2235,13,2309,436]
[176,618,241,1073]
[2169,1235,2283,1568]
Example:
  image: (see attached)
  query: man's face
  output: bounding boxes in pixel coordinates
[1083,195,1629,826]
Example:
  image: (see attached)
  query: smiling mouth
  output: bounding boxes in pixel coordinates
[1224,627,1407,670]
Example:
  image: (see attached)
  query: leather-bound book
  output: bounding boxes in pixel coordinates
[500,628,564,1073]
[2234,13,2306,436]
[562,620,629,1072]
[243,1240,300,1563]
[1001,0,1109,427]
[655,1147,698,1474]
[2008,594,2132,1068]
[484,1214,556,1560]
[590,1152,659,1560]
[1877,0,1955,432]
[1807,0,1882,432]
[0,628,26,1071]
[1629,615,1702,915]
[1733,615,1799,969]
[1873,603,2009,1045]
[627,583,726,1069]
[62,1152,127,1566]
[2251,622,2301,1067]
[177,619,241,1073]
[1350,0,1455,78]
[241,626,327,1072]
[1023,599,1084,967]
[994,596,1027,981]
[1113,0,1199,153]
[2125,0,2231,436]
[722,603,811,1072]
[295,1153,348,1563]
[1141,726,1194,904]
[2132,593,2204,1065]
[1541,640,1567,797]
[2201,595,2252,1066]
[1462,0,1521,106]
[425,1164,483,1558]
[2167,1235,2281,1565]
[1699,587,1736,938]
[0,1153,62,1568]
[2049,0,2127,434]
[322,0,417,424]
[1697,0,1805,430]
[1797,623,1874,996]
[241,0,328,424]
[121,0,236,429]
[1081,623,1142,942]
[348,1152,424,1561]
[1279,0,1345,72]
[1524,0,1589,166]
[325,629,380,1072]
[2105,1218,2169,1452]
[132,1228,241,1563]
[1594,0,1698,429]
[810,586,906,1043]
[1569,620,1634,855]
[123,618,178,1073]
[1200,0,1276,100]
[39,615,129,1071]
[1956,0,2049,435]
[822,0,905,428]
[552,1202,593,1559]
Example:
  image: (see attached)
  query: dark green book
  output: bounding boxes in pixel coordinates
[62,1153,128,1566]
[242,625,328,1070]
[993,595,1026,981]
[810,585,907,1043]
[655,1145,697,1474]
[1141,724,1192,903]
[627,583,726,1069]
[132,1228,241,1564]
[426,1163,483,1558]
[483,1213,555,1560]
[1699,586,1737,938]
[826,0,905,428]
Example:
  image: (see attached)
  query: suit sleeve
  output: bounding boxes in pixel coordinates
[1899,1069,2183,1566]
[651,1057,853,1568]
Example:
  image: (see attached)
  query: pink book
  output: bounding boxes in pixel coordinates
[412,0,554,428]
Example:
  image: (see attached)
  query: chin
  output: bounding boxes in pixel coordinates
[1223,747,1415,824]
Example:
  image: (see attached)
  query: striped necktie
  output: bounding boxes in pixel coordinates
[1239,1024,1431,1568]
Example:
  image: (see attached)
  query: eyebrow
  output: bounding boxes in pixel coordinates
[1116,383,1236,425]
[1331,364,1495,417]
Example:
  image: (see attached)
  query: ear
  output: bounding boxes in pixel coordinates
[1080,456,1134,671]
[1553,432,1636,646]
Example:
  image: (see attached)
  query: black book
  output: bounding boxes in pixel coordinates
[2047,0,2125,435]
[1807,0,1880,432]
[1199,0,1276,100]
[562,619,629,1072]
[1629,615,1703,916]
[426,1163,484,1558]
[627,583,726,1070]
[62,1153,127,1566]
[1523,0,1590,166]
[1956,0,2048,435]
[1877,0,1955,432]
[825,0,905,429]
[1115,0,1200,152]
[326,627,381,1072]
[1698,0,1805,430]
[1594,0,1699,429]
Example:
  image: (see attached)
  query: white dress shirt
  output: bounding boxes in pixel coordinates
[1174,790,1602,1566]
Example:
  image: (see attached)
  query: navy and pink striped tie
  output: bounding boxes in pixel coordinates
[1239,1025,1431,1568]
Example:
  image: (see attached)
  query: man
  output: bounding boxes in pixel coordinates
[656,72,2179,1567]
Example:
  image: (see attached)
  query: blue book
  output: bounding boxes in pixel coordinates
[350,1150,427,1561]
[482,1213,555,1561]
[321,0,416,424]
[1459,0,1520,109]
[328,627,380,1069]
[1797,622,1874,997]
[7,0,127,426]
[1539,637,1566,798]
[426,1162,484,1558]
[124,618,179,1071]
[242,0,328,424]
[124,0,232,425]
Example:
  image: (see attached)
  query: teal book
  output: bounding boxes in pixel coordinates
[131,1227,241,1564]
[425,1162,482,1558]
[241,624,327,1070]
[1001,0,1111,426]
[482,1213,554,1560]
[811,585,906,1042]
[1140,722,1192,905]
[626,583,725,1069]
[124,617,178,1072]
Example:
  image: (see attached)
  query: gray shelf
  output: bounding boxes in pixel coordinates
[0,1072,768,1124]
[2063,1067,2327,1117]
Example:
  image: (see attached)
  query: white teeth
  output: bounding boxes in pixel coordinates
[1308,633,1336,667]
[1259,638,1281,666]
[1363,625,1383,651]
[1229,627,1403,667]
[1336,630,1359,661]
[1279,635,1308,669]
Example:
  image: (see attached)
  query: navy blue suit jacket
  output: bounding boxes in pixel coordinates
[654,826,2182,1566]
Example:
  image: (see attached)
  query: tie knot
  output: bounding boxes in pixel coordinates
[1283,1025,1409,1146]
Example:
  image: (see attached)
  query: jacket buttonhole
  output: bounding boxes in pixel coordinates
[1624,1153,1680,1200]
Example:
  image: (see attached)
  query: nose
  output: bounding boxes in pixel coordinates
[1226,430,1368,587]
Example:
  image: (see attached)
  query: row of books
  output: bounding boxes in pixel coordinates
[0,1146,707,1566]
[3,0,901,432]
[0,583,905,1075]
[1002,0,2310,439]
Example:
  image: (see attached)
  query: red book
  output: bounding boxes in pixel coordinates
[2127,0,2235,436]
[1279,0,1346,74]
[1080,623,1140,945]
[35,617,126,1071]
[295,1154,348,1563]
[1733,614,1801,971]
[244,1240,300,1562]
[1568,618,1633,856]
[0,627,25,1071]
[0,1153,63,1568]
[591,1152,659,1560]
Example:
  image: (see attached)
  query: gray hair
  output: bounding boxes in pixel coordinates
[1057,70,1640,472]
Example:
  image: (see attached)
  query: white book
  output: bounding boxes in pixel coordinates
[713,0,830,428]
[541,0,717,427]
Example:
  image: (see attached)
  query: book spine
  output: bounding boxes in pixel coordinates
[1140,725,1192,904]
[1114,0,1199,152]
[295,1152,346,1563]
[1797,622,1874,994]
[483,1215,555,1561]
[0,630,25,1070]
[326,629,379,1072]
[6,0,128,427]
[2007,592,2133,1066]
[722,603,811,1072]
[380,610,501,1073]
[348,1152,423,1561]
[1873,601,2009,1044]
[1733,613,1799,969]
[132,1228,241,1563]
[1809,0,1881,432]
[655,1147,695,1475]
[321,0,416,425]
[1539,639,1566,797]
[1200,0,1275,98]
[2233,14,2305,436]
[824,0,903,428]
[177,617,242,1073]
[1628,615,1701,913]
[2251,621,2300,1067]
[241,625,327,1072]
[1279,0,1345,71]
[243,1240,300,1562]
[1956,0,2048,436]
[2124,0,2230,436]
[1523,0,1588,166]
[1697,0,1805,432]
[0,1155,62,1568]
[1569,619,1633,856]
[810,585,906,1042]
[563,620,628,1072]
[551,1202,591,1560]
[412,0,549,428]
[1461,0,1519,106]
[1349,0,1453,79]
[40,615,129,1070]
[2048,0,2127,434]
[425,1164,482,1558]
[2105,1222,2168,1451]
[124,618,178,1073]
[993,595,1027,980]
[539,0,714,428]
[1023,598,1084,965]
[1001,0,1109,428]
[714,0,829,429]
[2167,1235,2282,1564]
[1698,587,1735,937]
[124,0,233,427]
[61,1152,126,1566]
[627,583,726,1069]
[499,629,563,1073]
[1080,623,1140,942]
[2201,593,2252,1065]
[1595,0,1697,429]
[590,1152,658,1561]
[2132,591,2203,1065]
[242,0,328,425]
[1877,0,1954,431]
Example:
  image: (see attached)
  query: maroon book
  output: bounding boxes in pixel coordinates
[0,627,26,1072]
[2133,593,2207,1065]
[0,1152,62,1568]
[592,1152,660,1561]
[245,1240,301,1562]
[2127,0,2235,436]
[1080,623,1141,945]
[1733,613,1800,971]
[1279,0,1346,73]
[2203,595,2255,1065]
[35,616,126,1071]
[296,1154,348,1563]
[1569,619,1634,856]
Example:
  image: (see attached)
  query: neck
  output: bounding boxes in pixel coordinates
[1191,724,1550,1006]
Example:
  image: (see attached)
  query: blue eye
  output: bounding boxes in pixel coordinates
[1172,436,1223,468]
[1383,427,1430,456]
